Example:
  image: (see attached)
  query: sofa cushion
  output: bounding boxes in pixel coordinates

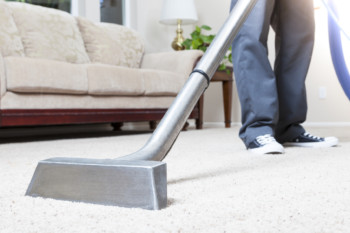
[8,2,90,64]
[77,17,144,68]
[87,64,184,97]
[5,57,88,94]
[0,1,25,57]
[143,69,184,96]
[141,50,203,78]
[87,64,145,96]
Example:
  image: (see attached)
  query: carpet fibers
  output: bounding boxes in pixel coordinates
[1,125,350,233]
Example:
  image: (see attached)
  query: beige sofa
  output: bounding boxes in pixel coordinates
[0,1,203,129]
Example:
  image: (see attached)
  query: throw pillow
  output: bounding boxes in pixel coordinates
[0,1,25,57]
[8,2,90,64]
[77,17,144,68]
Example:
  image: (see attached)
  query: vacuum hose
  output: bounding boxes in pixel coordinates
[323,0,350,100]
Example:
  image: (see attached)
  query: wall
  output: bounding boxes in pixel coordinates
[82,0,350,125]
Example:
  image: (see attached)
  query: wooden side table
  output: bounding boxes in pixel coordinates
[210,67,234,128]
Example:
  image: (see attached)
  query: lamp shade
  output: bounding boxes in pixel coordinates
[160,0,198,25]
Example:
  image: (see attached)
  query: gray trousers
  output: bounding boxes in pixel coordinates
[230,0,315,146]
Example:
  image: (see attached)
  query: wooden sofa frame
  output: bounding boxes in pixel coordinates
[0,98,203,130]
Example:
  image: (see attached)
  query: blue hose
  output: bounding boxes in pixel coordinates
[323,0,350,100]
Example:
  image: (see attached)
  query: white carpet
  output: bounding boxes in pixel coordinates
[1,125,350,233]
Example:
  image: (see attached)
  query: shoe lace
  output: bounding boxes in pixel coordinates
[303,132,321,140]
[256,134,276,145]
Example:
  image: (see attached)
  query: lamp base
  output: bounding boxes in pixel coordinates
[172,38,185,51]
[171,19,185,51]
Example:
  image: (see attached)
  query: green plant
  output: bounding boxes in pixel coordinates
[182,25,233,74]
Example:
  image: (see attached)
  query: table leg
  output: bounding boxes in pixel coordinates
[196,95,204,129]
[222,80,232,128]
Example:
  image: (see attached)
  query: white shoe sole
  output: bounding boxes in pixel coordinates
[284,136,338,148]
[248,142,285,155]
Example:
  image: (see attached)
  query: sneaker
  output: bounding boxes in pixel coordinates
[247,134,285,155]
[283,132,338,148]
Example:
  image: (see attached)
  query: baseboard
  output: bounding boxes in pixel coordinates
[186,122,241,128]
[109,121,350,130]
[195,121,350,128]
[303,122,350,127]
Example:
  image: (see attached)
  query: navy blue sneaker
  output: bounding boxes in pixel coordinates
[247,134,285,155]
[284,132,338,148]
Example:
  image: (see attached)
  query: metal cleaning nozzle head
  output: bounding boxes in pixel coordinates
[26,157,167,210]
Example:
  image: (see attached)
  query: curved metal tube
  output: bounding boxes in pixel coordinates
[120,0,257,161]
[327,0,350,100]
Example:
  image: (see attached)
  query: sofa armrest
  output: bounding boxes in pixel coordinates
[141,50,203,77]
[0,53,6,99]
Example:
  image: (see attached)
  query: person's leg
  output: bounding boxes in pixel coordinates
[272,0,315,143]
[230,0,278,147]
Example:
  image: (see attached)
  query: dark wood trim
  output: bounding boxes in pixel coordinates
[0,107,200,128]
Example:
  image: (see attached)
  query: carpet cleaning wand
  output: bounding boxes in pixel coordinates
[25,0,258,210]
